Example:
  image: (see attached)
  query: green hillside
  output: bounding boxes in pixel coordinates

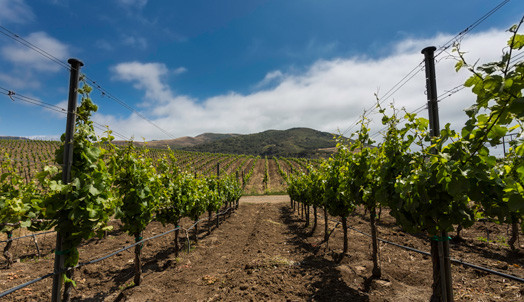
[182,127,340,158]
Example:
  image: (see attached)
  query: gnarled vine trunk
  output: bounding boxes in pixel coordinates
[174,218,180,257]
[134,232,143,286]
[324,207,329,242]
[194,219,199,245]
[63,269,75,302]
[508,217,519,251]
[341,216,348,256]
[134,233,143,286]
[370,206,381,278]
[305,205,310,227]
[208,210,213,234]
[312,206,317,234]
[3,231,13,268]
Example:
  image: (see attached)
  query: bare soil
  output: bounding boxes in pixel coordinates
[267,159,287,193]
[244,159,266,195]
[1,196,523,301]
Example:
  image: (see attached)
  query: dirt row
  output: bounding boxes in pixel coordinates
[1,196,523,301]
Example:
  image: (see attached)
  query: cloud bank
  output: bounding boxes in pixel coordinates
[0,31,70,89]
[96,29,512,141]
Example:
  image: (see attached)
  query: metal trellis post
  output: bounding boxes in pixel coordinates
[51,58,83,302]
[422,46,453,302]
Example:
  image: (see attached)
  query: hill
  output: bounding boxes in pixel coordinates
[182,127,340,158]
[115,133,240,149]
[0,136,29,140]
[113,128,342,158]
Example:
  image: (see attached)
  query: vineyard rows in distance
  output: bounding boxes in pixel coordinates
[0,139,318,195]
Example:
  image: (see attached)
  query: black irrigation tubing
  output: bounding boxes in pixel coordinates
[186,206,233,232]
[0,205,236,298]
[0,230,56,243]
[79,206,233,266]
[0,272,54,298]
[76,226,182,267]
[346,224,524,283]
[0,226,182,299]
[316,213,524,283]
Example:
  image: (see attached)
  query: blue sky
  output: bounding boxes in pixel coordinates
[0,0,523,152]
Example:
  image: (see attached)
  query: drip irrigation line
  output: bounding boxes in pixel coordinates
[0,272,54,298]
[76,226,181,267]
[0,225,182,299]
[0,230,55,243]
[345,223,524,283]
[314,211,524,283]
[186,206,233,232]
[0,205,235,298]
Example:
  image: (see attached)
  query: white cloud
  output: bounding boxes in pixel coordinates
[0,72,40,89]
[0,0,34,24]
[112,62,175,104]
[27,135,60,141]
[101,29,511,143]
[1,32,69,72]
[50,100,68,118]
[173,67,187,75]
[254,70,284,89]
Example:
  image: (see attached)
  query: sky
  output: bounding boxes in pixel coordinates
[0,0,523,155]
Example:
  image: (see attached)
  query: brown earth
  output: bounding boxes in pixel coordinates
[243,159,266,195]
[1,196,523,301]
[267,159,287,193]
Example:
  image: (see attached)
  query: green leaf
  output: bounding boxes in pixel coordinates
[507,193,524,211]
[455,60,464,72]
[88,185,100,196]
[488,125,507,139]
[508,97,524,115]
[509,34,524,50]
[63,273,77,287]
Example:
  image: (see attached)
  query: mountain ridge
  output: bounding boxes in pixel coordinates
[143,127,342,158]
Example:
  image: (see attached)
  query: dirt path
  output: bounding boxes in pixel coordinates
[239,195,290,204]
[116,198,367,302]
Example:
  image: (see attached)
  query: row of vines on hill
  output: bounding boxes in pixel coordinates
[288,23,524,301]
[0,82,243,301]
